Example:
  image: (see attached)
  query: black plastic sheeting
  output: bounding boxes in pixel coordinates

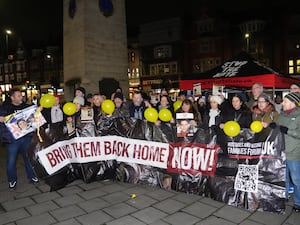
[27,117,286,213]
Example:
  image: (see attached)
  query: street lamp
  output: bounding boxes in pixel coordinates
[245,33,250,52]
[5,29,12,57]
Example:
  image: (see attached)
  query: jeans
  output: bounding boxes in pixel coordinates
[6,135,36,182]
[286,160,300,206]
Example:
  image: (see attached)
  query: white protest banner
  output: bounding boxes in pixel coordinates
[37,136,169,175]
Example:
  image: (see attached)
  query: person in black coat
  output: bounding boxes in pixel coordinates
[219,93,252,154]
[220,93,252,129]
[0,88,39,189]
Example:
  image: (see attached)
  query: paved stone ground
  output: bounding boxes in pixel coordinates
[0,143,300,225]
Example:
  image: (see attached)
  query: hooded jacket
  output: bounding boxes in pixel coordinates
[277,107,300,161]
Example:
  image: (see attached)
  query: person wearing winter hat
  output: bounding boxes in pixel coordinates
[114,92,124,102]
[209,95,223,105]
[75,86,87,105]
[73,96,85,107]
[75,87,86,97]
[113,92,129,118]
[252,93,278,128]
[269,92,300,212]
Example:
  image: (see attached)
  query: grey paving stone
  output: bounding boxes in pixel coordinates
[26,201,59,215]
[149,220,169,225]
[50,205,85,221]
[16,212,56,225]
[0,208,30,225]
[153,198,186,214]
[239,220,265,225]
[248,210,289,225]
[32,191,61,203]
[78,181,105,190]
[0,191,16,203]
[77,188,108,200]
[57,185,83,196]
[199,197,226,208]
[122,185,151,195]
[54,194,84,207]
[77,198,111,213]
[51,218,81,225]
[282,211,300,225]
[162,211,200,225]
[76,210,113,225]
[2,197,35,211]
[106,215,146,225]
[195,215,236,225]
[103,202,137,218]
[102,192,131,204]
[213,205,252,223]
[15,186,42,198]
[145,189,175,201]
[182,201,218,218]
[171,192,203,204]
[36,183,51,193]
[132,207,168,224]
[99,183,125,193]
[126,194,158,209]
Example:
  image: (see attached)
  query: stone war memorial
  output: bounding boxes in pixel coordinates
[63,0,129,100]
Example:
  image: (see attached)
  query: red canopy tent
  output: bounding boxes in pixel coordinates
[180,52,300,90]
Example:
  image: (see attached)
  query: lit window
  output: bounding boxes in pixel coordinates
[289,60,294,66]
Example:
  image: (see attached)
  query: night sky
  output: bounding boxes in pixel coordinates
[0,0,62,50]
[0,0,298,50]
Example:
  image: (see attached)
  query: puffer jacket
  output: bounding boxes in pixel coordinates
[0,102,30,144]
[277,107,300,161]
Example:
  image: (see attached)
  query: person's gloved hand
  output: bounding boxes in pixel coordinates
[269,122,277,129]
[279,126,288,134]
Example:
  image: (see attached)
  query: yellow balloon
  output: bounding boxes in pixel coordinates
[101,99,115,114]
[144,108,158,123]
[224,120,241,137]
[173,100,182,112]
[250,121,263,133]
[158,108,172,122]
[40,94,56,108]
[63,102,77,116]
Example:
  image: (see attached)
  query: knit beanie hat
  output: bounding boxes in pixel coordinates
[73,96,85,106]
[75,87,86,96]
[258,93,271,102]
[114,92,124,101]
[210,95,222,105]
[285,92,300,106]
[291,83,300,89]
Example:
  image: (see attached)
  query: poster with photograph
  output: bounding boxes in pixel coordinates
[81,107,94,123]
[66,116,75,136]
[5,105,46,139]
[176,113,196,137]
[212,84,225,96]
[193,83,202,96]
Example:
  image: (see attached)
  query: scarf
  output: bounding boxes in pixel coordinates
[283,107,297,115]
[51,105,63,123]
[209,108,219,127]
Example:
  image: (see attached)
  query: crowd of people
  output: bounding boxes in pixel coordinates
[0,82,300,212]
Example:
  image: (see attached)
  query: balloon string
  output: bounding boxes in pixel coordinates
[35,107,43,142]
